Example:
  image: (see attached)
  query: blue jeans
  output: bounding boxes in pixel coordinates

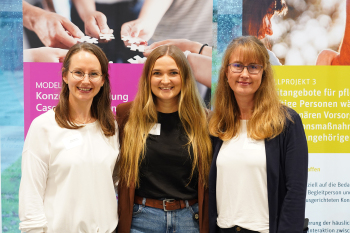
[130,199,200,233]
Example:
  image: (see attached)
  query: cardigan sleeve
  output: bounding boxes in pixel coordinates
[19,116,50,233]
[277,110,308,233]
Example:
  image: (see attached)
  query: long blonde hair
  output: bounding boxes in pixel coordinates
[209,36,290,141]
[119,45,212,187]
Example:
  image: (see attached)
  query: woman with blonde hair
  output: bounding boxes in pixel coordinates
[19,43,119,232]
[208,36,308,233]
[115,45,212,233]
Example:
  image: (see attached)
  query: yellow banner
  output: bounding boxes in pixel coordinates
[274,66,350,153]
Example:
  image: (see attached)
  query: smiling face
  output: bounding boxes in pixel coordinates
[226,49,263,101]
[63,50,104,105]
[150,55,182,106]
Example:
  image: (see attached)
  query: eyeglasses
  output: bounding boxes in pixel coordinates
[69,70,102,81]
[228,63,263,74]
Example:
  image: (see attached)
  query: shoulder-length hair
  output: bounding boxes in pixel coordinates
[243,0,287,37]
[119,45,212,187]
[55,43,116,136]
[209,36,290,141]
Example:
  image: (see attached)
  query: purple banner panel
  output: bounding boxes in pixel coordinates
[24,62,143,136]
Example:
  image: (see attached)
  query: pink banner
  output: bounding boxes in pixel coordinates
[24,62,143,136]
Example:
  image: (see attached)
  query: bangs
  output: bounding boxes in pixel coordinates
[231,44,266,65]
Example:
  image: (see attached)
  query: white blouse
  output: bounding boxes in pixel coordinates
[216,120,269,233]
[19,110,119,233]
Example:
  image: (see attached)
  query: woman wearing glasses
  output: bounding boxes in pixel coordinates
[115,45,212,233]
[208,36,308,233]
[19,43,119,233]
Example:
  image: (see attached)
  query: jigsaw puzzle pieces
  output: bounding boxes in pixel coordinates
[78,36,99,44]
[127,44,145,52]
[78,33,115,44]
[127,55,147,64]
[78,33,147,64]
[122,35,147,63]
[121,35,146,45]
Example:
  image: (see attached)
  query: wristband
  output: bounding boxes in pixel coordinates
[198,44,208,54]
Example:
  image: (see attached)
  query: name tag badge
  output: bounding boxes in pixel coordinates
[63,132,83,149]
[149,123,161,135]
[243,137,264,150]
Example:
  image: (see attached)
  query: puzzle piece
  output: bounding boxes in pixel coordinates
[127,55,147,64]
[127,44,145,52]
[100,33,115,41]
[78,36,98,44]
[121,35,145,45]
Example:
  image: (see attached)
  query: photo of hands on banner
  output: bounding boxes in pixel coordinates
[23,0,212,105]
[24,0,350,66]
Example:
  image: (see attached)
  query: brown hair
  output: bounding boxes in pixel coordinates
[55,43,116,136]
[118,45,212,187]
[243,0,287,37]
[209,36,290,140]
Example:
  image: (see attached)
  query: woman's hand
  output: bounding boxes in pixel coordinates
[23,1,84,49]
[83,11,113,40]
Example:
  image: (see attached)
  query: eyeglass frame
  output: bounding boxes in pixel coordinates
[227,63,263,74]
[69,70,103,81]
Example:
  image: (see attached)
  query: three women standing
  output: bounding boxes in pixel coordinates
[19,36,308,233]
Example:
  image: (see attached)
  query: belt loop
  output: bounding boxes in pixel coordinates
[142,197,146,207]
[185,200,189,208]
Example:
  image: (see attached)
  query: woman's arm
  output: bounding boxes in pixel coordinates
[278,110,308,232]
[143,39,212,88]
[19,117,50,233]
[23,47,68,62]
[316,0,350,65]
[144,39,212,57]
[187,53,212,88]
[332,0,350,65]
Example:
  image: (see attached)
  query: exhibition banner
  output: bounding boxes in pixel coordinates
[2,0,350,231]
[274,66,350,231]
[213,0,350,231]
[274,66,350,153]
[23,62,143,136]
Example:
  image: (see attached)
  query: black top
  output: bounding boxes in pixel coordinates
[135,111,198,200]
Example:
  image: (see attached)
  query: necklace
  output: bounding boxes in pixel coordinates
[74,116,92,125]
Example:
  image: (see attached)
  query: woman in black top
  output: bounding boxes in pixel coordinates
[116,45,212,233]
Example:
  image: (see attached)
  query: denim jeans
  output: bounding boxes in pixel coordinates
[130,199,199,233]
